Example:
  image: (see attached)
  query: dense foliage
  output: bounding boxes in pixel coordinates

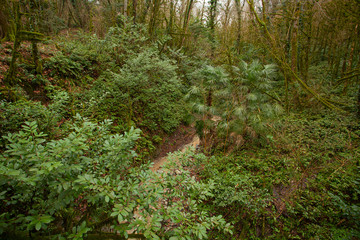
[1,0,360,239]
[182,112,360,239]
[0,118,232,239]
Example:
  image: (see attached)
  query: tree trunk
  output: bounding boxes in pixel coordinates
[208,0,217,57]
[5,2,22,87]
[348,26,357,71]
[148,0,160,38]
[132,0,137,23]
[291,2,300,74]
[180,0,193,48]
[167,0,174,33]
[234,0,244,54]
[358,81,360,119]
[341,37,351,78]
[139,0,150,23]
[300,0,314,83]
[124,0,128,17]
[32,41,41,75]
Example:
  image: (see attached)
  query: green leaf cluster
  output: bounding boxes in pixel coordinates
[0,90,69,145]
[0,117,233,239]
[0,116,140,237]
[77,48,186,134]
[182,112,360,239]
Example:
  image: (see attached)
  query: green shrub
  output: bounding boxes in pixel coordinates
[0,116,140,237]
[77,48,186,134]
[0,90,69,146]
[177,111,360,239]
[0,119,232,239]
[45,52,88,80]
[48,24,147,79]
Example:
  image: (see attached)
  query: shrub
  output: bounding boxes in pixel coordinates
[0,118,232,239]
[0,116,140,237]
[0,90,69,146]
[77,48,186,134]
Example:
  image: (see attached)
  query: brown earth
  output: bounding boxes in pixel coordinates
[153,125,196,160]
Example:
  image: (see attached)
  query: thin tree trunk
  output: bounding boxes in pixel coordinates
[234,0,245,54]
[291,2,300,74]
[302,24,312,83]
[301,1,313,83]
[139,0,150,23]
[132,0,137,23]
[341,37,351,78]
[180,0,194,48]
[200,0,205,22]
[222,0,231,45]
[167,0,174,33]
[5,2,21,87]
[124,0,128,17]
[348,25,358,71]
[32,41,41,75]
[148,0,160,38]
[208,0,217,57]
[357,81,360,118]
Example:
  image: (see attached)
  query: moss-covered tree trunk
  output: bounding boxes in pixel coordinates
[148,0,161,39]
[179,0,193,48]
[208,0,217,56]
[132,0,137,24]
[0,8,9,40]
[29,0,42,76]
[5,2,22,87]
[358,81,360,119]
[234,0,244,54]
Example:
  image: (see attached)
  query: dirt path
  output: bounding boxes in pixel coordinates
[150,134,200,172]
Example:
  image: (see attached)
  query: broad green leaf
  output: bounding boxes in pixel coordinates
[35,222,41,231]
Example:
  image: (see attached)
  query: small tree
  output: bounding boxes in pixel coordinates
[217,60,283,149]
[185,64,228,150]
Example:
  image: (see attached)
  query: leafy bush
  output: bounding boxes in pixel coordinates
[0,90,69,146]
[47,26,185,135]
[176,111,360,239]
[180,153,272,239]
[0,119,232,239]
[46,52,88,80]
[0,116,140,237]
[47,24,147,79]
[77,48,186,134]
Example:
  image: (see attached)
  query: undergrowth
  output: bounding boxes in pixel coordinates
[181,111,360,239]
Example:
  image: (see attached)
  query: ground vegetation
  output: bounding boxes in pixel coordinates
[0,0,359,239]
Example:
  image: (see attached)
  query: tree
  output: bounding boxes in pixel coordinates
[234,0,245,53]
[4,1,44,89]
[217,60,282,149]
[208,0,218,57]
[186,65,228,150]
[246,0,341,111]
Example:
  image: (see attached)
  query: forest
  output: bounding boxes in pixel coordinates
[0,0,359,239]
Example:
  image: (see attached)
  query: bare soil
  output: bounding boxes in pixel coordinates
[153,125,196,159]
[150,124,198,171]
